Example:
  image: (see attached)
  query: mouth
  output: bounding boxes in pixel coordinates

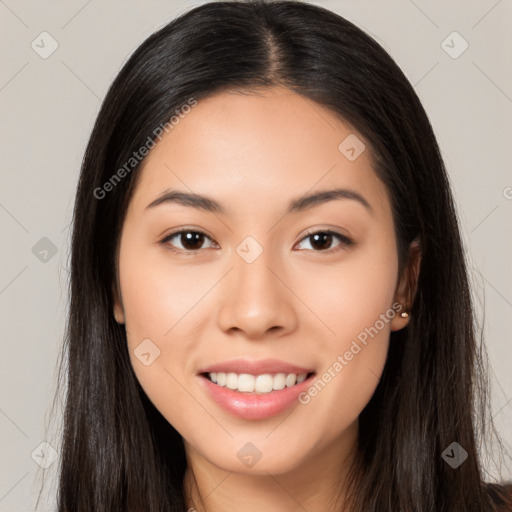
[196,358,317,419]
[197,369,317,420]
[200,371,316,395]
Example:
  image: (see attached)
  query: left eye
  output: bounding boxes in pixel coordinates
[160,229,353,254]
[294,230,353,252]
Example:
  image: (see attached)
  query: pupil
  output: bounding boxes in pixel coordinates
[182,232,204,250]
[310,233,332,251]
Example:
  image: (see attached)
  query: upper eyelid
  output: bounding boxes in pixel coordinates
[160,229,215,245]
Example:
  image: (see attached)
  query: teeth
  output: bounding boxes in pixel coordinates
[208,372,309,394]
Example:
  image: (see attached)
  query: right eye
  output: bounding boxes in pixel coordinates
[159,229,217,254]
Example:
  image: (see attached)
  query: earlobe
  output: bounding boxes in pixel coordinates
[390,306,410,331]
[391,239,422,332]
[112,284,125,325]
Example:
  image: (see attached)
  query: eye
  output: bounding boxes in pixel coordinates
[159,228,353,255]
[160,229,217,254]
[294,230,353,253]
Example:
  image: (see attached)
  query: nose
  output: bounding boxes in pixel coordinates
[216,245,298,340]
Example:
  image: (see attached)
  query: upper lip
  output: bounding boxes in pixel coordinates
[198,358,316,376]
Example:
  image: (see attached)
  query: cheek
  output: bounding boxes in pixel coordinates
[118,250,206,436]
[119,244,207,344]
[116,237,198,403]
[292,237,399,345]
[292,239,398,429]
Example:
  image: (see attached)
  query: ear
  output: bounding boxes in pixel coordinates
[390,239,421,331]
[112,283,125,325]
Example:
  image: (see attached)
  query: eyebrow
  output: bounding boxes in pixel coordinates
[145,188,373,215]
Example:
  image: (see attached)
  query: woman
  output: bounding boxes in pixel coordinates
[56,1,512,510]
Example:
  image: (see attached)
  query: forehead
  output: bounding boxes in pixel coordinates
[128,86,390,217]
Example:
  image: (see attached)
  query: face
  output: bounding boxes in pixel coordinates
[113,86,412,477]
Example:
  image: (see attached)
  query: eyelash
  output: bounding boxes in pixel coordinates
[158,228,354,255]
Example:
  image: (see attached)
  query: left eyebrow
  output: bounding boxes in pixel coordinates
[287,188,373,215]
[145,187,373,216]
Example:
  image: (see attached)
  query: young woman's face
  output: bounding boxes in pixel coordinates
[114,86,410,476]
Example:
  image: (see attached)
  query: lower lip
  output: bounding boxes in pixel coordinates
[198,373,316,420]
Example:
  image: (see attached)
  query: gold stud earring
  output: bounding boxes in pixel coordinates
[400,311,409,318]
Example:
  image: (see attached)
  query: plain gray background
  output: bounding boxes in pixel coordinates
[1,0,511,510]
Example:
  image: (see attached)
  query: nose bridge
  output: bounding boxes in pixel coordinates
[217,235,297,337]
[235,238,279,298]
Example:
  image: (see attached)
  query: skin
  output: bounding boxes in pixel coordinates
[113,86,419,512]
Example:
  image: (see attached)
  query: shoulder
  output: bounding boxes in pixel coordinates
[484,481,512,511]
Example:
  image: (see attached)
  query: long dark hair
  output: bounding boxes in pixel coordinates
[54,1,511,510]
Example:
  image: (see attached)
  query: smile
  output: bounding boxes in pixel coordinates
[198,371,317,420]
[204,371,313,394]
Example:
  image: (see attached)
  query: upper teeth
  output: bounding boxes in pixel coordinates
[208,372,308,394]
